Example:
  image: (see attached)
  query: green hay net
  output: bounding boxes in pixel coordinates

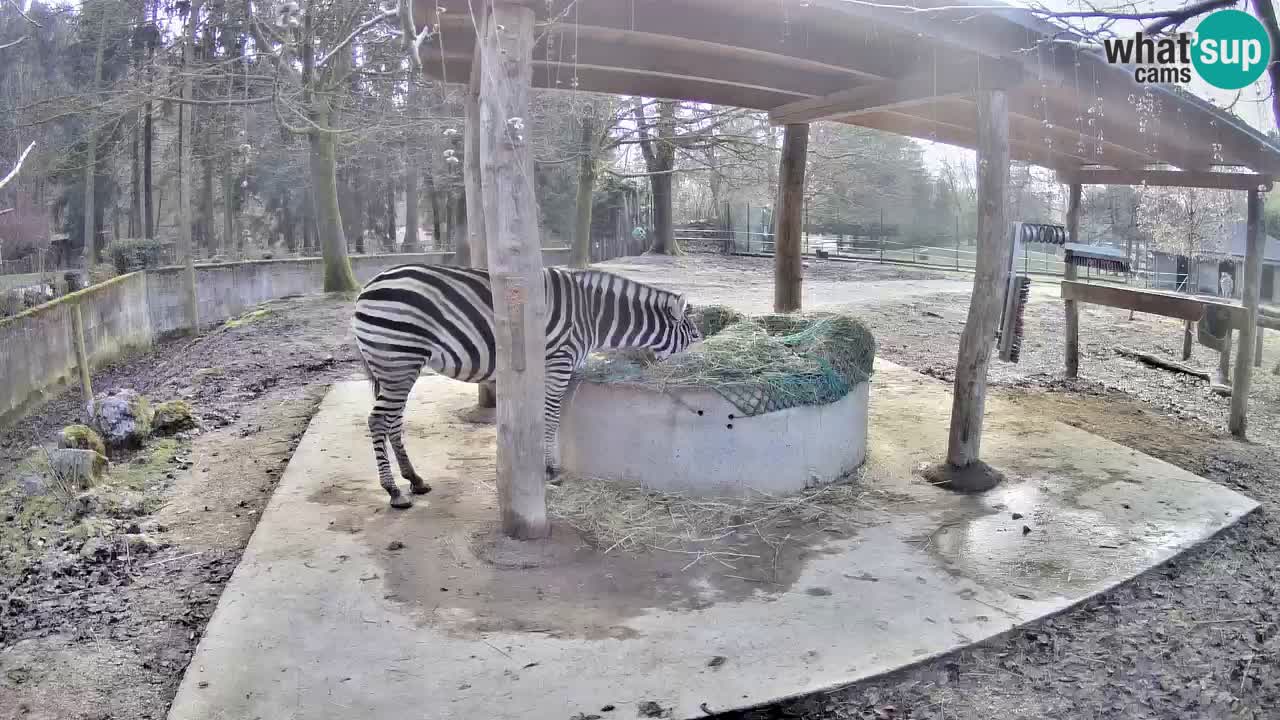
[576,305,876,417]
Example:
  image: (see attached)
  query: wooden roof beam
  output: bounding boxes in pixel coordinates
[1057,168,1274,191]
[769,57,1024,125]
[849,110,1082,171]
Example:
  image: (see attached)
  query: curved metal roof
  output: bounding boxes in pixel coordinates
[416,0,1280,175]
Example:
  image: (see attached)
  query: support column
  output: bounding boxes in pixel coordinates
[1064,183,1082,377]
[937,89,1011,488]
[773,123,808,313]
[1229,190,1264,438]
[479,1,548,539]
[465,15,496,410]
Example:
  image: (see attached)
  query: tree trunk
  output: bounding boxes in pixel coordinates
[479,2,548,539]
[648,171,676,254]
[572,114,595,268]
[178,0,202,332]
[143,45,155,239]
[384,180,396,251]
[130,121,142,238]
[82,3,108,268]
[282,194,296,252]
[449,186,466,255]
[1064,184,1082,377]
[425,169,442,248]
[773,123,808,312]
[402,150,420,251]
[222,154,236,255]
[200,153,216,256]
[945,89,1010,474]
[1229,191,1265,438]
[310,126,358,291]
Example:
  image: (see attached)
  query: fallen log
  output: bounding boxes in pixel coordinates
[1114,346,1210,381]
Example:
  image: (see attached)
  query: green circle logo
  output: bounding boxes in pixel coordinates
[1192,10,1272,90]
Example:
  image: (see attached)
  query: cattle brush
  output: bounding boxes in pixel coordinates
[998,276,1031,363]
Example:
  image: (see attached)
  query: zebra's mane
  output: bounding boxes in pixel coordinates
[564,268,685,304]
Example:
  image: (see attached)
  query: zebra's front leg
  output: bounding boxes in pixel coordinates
[543,353,575,478]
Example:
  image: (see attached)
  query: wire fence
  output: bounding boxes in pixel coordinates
[674,221,1253,297]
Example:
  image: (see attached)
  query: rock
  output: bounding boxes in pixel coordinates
[48,448,109,491]
[89,389,153,452]
[125,533,163,554]
[79,536,112,561]
[152,400,197,436]
[15,472,48,496]
[73,488,152,519]
[59,424,107,457]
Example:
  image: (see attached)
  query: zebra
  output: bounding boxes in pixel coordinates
[352,264,703,509]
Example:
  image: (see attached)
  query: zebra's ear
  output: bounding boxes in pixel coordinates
[666,294,687,316]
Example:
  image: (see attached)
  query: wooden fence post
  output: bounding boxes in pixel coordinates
[479,0,548,539]
[943,89,1010,481]
[71,303,93,410]
[1255,328,1264,368]
[1229,190,1264,438]
[1064,183,1082,378]
[773,123,808,313]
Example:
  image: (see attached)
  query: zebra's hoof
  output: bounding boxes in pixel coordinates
[389,495,413,509]
[410,483,432,495]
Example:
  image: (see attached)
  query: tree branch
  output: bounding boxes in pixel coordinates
[316,7,398,69]
[0,36,26,51]
[0,141,36,191]
[5,0,40,27]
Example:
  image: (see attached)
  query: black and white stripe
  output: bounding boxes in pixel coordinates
[353,264,701,508]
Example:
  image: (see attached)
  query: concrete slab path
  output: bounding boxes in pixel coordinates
[167,360,1257,720]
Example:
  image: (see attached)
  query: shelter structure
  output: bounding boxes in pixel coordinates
[411,0,1280,528]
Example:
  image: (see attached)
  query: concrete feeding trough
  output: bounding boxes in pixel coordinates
[559,379,870,497]
[560,307,875,497]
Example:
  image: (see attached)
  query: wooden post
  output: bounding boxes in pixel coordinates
[1182,320,1193,360]
[71,303,93,409]
[1064,183,1082,378]
[465,14,496,410]
[945,89,1011,473]
[479,1,548,539]
[1216,329,1233,388]
[1229,190,1265,438]
[1255,328,1264,368]
[773,123,808,312]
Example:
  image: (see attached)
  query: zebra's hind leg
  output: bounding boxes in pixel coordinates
[391,431,431,495]
[366,362,426,509]
[368,411,412,509]
[542,351,576,478]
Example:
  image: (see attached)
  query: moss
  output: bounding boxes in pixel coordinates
[0,451,71,575]
[223,307,273,328]
[152,399,196,435]
[59,424,107,457]
[114,437,182,492]
[128,393,154,438]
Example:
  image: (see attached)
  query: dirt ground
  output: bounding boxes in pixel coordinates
[3,253,1280,720]
[0,294,363,720]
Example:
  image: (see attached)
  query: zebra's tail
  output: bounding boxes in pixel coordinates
[356,339,381,398]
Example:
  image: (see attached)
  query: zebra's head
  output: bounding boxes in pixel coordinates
[652,294,702,360]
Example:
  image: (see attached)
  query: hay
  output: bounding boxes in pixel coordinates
[547,472,886,567]
[577,305,877,417]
